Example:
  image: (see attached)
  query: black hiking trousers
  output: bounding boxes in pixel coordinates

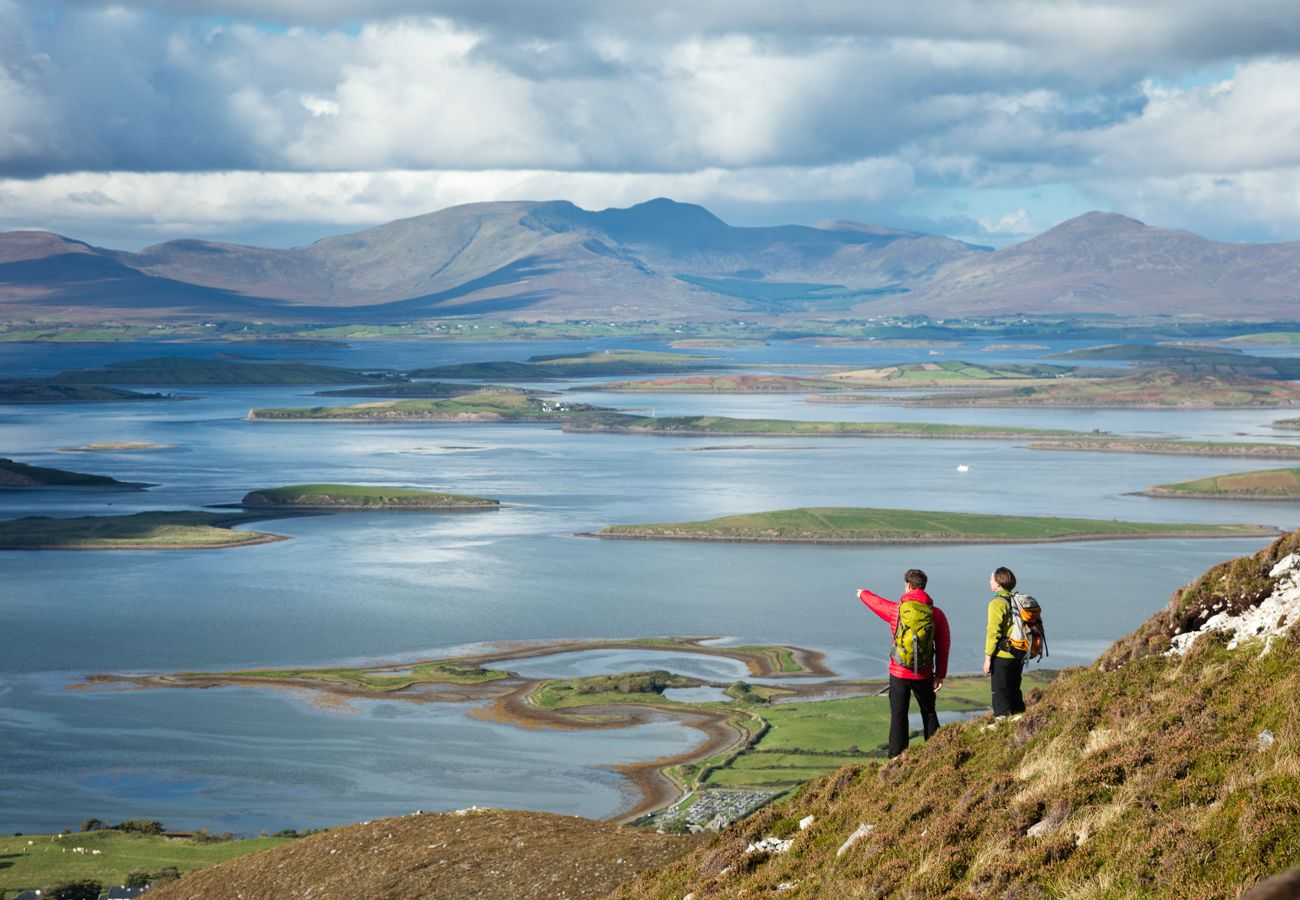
[888,674,939,758]
[991,654,1026,717]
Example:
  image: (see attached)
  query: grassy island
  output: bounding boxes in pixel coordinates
[565,415,1086,439]
[249,393,611,422]
[589,507,1278,545]
[826,360,1074,387]
[241,484,499,509]
[1145,467,1300,500]
[899,371,1300,408]
[0,457,151,490]
[58,442,177,452]
[584,375,848,393]
[0,382,173,403]
[1274,417,1300,431]
[0,511,289,550]
[1027,437,1300,459]
[409,349,720,380]
[315,382,544,398]
[51,357,398,386]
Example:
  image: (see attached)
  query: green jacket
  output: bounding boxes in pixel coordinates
[986,589,1018,659]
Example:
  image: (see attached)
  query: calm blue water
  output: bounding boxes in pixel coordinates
[1,337,1297,833]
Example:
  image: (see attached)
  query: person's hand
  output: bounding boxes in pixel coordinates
[983,656,991,675]
[933,680,943,693]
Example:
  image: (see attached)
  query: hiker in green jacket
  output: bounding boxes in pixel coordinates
[984,566,1025,717]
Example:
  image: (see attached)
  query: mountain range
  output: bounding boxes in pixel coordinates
[3,199,1299,322]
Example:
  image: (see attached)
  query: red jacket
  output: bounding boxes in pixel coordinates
[859,587,950,681]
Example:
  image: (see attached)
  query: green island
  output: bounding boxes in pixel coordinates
[51,357,399,386]
[1145,467,1300,500]
[588,507,1279,544]
[58,442,177,452]
[1223,331,1300,345]
[0,457,152,490]
[248,393,609,422]
[583,374,849,393]
[241,484,500,510]
[0,382,174,403]
[1274,417,1300,430]
[0,828,295,898]
[314,382,545,398]
[669,338,767,349]
[565,414,1087,439]
[896,371,1300,408]
[1050,344,1300,379]
[1027,437,1300,459]
[0,511,291,550]
[825,360,1075,387]
[408,349,721,380]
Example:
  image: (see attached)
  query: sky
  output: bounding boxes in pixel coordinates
[3,0,1300,249]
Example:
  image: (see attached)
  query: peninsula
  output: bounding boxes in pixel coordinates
[0,382,173,403]
[826,360,1075,388]
[587,507,1279,544]
[315,382,545,398]
[1275,417,1300,430]
[564,415,1086,439]
[51,357,399,386]
[240,484,499,510]
[1145,467,1300,500]
[578,375,846,393]
[0,511,291,550]
[410,349,721,381]
[0,457,152,490]
[894,371,1300,408]
[58,441,177,452]
[1027,437,1300,459]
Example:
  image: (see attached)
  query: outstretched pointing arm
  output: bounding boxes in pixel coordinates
[858,588,897,625]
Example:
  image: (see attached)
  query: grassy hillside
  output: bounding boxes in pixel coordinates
[241,484,499,509]
[623,530,1300,899]
[1147,468,1300,499]
[594,507,1277,544]
[0,829,293,898]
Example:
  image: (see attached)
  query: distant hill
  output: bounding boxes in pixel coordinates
[3,203,1300,322]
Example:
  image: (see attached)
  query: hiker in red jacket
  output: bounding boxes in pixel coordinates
[858,568,951,758]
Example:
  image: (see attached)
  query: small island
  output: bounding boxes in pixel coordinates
[565,415,1085,439]
[315,382,546,398]
[1145,468,1300,500]
[1028,437,1300,459]
[241,484,499,510]
[586,507,1279,545]
[249,393,610,422]
[51,356,401,386]
[582,374,848,393]
[826,360,1074,388]
[0,382,174,403]
[0,457,152,490]
[896,371,1300,409]
[409,349,721,380]
[0,511,289,550]
[1274,417,1300,431]
[58,441,177,452]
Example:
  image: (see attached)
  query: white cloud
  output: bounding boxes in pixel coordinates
[978,208,1038,236]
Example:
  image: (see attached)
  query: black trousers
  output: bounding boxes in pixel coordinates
[990,654,1026,717]
[888,675,939,758]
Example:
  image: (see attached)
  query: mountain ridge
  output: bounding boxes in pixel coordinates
[2,200,1299,322]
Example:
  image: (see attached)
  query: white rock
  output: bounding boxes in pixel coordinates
[798,815,815,831]
[777,881,800,891]
[1168,570,1300,656]
[1259,729,1276,751]
[1269,554,1299,579]
[836,823,875,857]
[745,836,793,855]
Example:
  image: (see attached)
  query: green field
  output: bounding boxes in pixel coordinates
[700,674,1055,790]
[223,660,509,691]
[0,382,172,403]
[0,511,286,550]
[0,458,148,489]
[828,360,1073,386]
[585,375,848,393]
[51,357,396,386]
[242,484,499,509]
[0,829,293,897]
[315,382,541,398]
[566,415,1086,438]
[409,349,720,380]
[529,670,703,710]
[1147,467,1300,499]
[249,393,608,421]
[594,507,1278,544]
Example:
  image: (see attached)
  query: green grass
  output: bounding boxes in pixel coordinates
[0,511,283,550]
[0,458,141,488]
[596,507,1277,544]
[830,360,1072,385]
[242,484,498,508]
[529,671,703,710]
[228,661,508,691]
[1147,467,1300,498]
[51,357,395,386]
[0,382,171,403]
[0,829,293,897]
[249,393,608,421]
[568,415,1086,438]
